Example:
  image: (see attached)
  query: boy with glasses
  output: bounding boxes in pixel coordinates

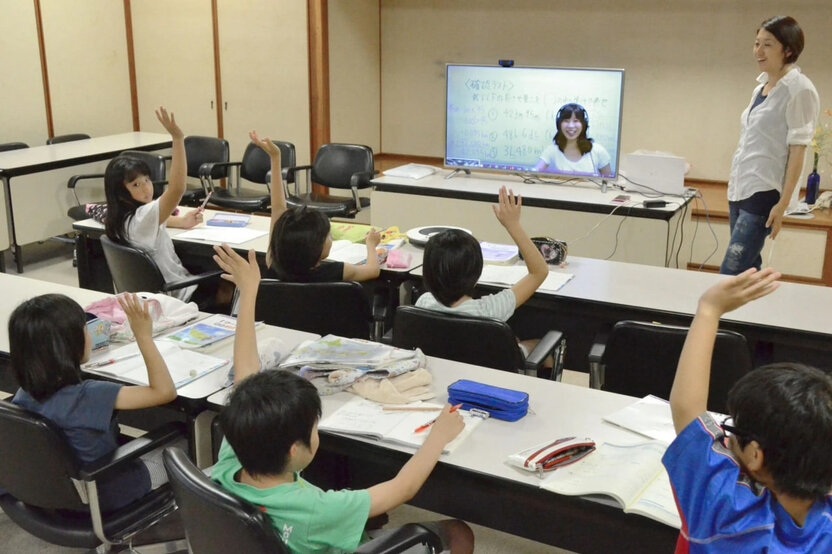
[663,267,832,552]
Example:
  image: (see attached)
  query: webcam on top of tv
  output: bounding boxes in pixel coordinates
[498,59,514,67]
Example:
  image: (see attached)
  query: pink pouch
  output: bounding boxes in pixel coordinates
[386,249,411,268]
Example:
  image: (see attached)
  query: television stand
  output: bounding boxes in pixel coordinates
[444,168,471,180]
[600,179,608,194]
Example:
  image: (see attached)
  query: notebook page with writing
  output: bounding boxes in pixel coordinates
[326,240,368,264]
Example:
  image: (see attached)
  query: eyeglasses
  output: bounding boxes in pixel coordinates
[721,417,761,445]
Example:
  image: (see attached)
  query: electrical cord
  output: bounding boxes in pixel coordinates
[692,191,719,270]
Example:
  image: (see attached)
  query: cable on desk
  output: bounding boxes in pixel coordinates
[565,199,639,245]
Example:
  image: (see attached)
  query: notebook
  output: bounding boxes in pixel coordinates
[86,341,229,389]
[319,397,488,453]
[326,240,369,264]
[161,314,237,348]
[603,394,727,445]
[479,265,574,292]
[541,440,681,528]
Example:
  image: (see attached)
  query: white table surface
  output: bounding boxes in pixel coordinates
[373,170,686,214]
[414,256,832,337]
[0,132,171,175]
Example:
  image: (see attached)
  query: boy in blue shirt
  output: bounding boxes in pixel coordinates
[210,244,475,553]
[664,267,832,552]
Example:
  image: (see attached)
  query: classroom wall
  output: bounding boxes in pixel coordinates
[378,0,832,181]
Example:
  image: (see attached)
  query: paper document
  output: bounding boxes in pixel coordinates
[176,227,267,245]
[603,395,727,445]
[479,265,574,292]
[86,341,229,388]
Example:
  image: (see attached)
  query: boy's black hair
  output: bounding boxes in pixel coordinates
[727,363,832,501]
[422,229,482,307]
[9,294,86,402]
[104,156,151,244]
[760,16,804,64]
[220,370,322,477]
[269,206,331,279]
[554,103,594,156]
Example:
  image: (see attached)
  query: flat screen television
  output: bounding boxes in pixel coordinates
[444,64,625,180]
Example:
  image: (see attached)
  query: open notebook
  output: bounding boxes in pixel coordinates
[84,341,229,389]
[319,397,488,454]
[326,240,368,264]
[479,265,574,293]
[540,440,680,528]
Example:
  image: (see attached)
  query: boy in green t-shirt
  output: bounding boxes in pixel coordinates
[211,244,475,553]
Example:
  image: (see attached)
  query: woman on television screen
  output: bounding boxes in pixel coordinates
[535,103,612,177]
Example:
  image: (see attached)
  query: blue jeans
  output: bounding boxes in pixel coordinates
[719,203,771,275]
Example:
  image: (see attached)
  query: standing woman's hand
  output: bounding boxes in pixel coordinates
[766,203,787,239]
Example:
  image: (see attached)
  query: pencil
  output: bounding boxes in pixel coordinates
[414,403,463,433]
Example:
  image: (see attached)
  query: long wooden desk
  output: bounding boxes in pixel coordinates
[371,170,693,267]
[73,208,425,293]
[412,256,832,373]
[0,132,171,272]
[207,356,679,552]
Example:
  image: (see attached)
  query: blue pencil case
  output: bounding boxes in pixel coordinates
[447,379,529,421]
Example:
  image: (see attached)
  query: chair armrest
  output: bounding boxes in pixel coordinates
[281,166,295,184]
[354,523,442,554]
[288,164,313,173]
[523,329,564,373]
[587,330,608,389]
[198,161,241,179]
[350,169,380,189]
[161,268,224,292]
[67,173,105,189]
[80,422,186,482]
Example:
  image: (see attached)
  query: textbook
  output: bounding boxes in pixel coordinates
[161,314,237,348]
[206,212,250,227]
[540,440,681,528]
[479,265,575,293]
[85,341,229,389]
[319,397,488,453]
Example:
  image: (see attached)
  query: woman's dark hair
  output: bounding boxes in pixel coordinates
[269,206,331,279]
[220,370,321,477]
[727,363,832,501]
[9,294,86,402]
[554,103,594,155]
[422,229,482,307]
[104,156,151,244]
[759,16,804,64]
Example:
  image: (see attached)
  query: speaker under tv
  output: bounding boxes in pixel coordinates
[444,64,625,181]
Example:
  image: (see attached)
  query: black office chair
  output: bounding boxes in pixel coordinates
[254,279,387,340]
[392,305,566,380]
[66,150,168,221]
[199,140,296,213]
[100,235,222,299]
[46,133,91,145]
[0,401,186,551]
[179,135,231,207]
[0,141,28,152]
[163,447,441,554]
[588,320,753,413]
[286,143,377,218]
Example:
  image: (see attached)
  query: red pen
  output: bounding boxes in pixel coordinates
[414,403,462,433]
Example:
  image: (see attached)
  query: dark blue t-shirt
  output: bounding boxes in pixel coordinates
[12,380,150,512]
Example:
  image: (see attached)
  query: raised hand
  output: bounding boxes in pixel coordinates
[699,267,781,317]
[155,107,184,140]
[213,244,261,293]
[249,130,281,159]
[118,293,153,340]
[365,228,381,249]
[492,186,522,229]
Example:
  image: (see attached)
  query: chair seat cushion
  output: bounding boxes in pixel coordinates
[0,487,174,548]
[210,189,269,212]
[286,193,370,217]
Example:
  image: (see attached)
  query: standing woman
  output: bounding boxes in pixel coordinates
[720,16,819,274]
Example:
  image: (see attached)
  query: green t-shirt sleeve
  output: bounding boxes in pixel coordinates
[305,487,370,552]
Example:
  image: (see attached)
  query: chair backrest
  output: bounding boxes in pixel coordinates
[163,447,287,554]
[120,150,167,197]
[393,305,524,373]
[47,133,91,145]
[184,136,230,179]
[0,401,87,511]
[601,320,753,413]
[239,142,272,185]
[100,236,167,293]
[0,142,29,152]
[311,143,374,190]
[254,279,372,339]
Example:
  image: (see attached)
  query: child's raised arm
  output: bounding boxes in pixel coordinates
[670,268,781,433]
[366,404,464,516]
[213,244,262,384]
[249,131,286,234]
[114,293,177,409]
[343,228,381,281]
[156,107,187,224]
[493,186,547,307]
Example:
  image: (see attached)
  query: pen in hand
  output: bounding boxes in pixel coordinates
[414,403,462,433]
